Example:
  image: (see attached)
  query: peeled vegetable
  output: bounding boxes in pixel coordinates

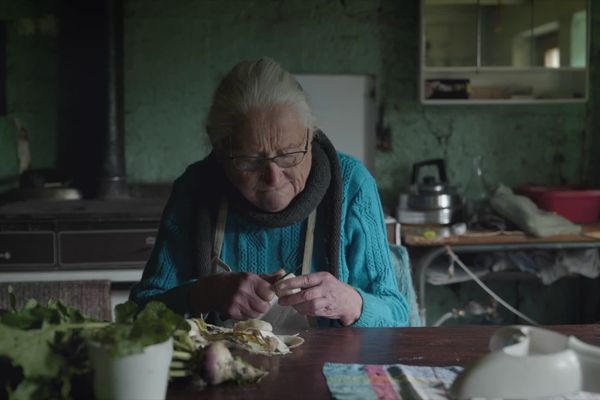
[199,341,266,385]
[170,335,267,386]
[170,318,304,387]
[201,341,233,385]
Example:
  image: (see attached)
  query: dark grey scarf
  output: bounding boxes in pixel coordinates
[193,130,342,279]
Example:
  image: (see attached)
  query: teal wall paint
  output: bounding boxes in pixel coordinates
[1,0,599,325]
[1,0,598,208]
[122,0,598,211]
[123,0,383,184]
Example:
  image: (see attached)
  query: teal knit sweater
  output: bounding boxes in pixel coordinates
[130,152,409,327]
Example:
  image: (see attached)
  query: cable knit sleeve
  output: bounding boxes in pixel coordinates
[339,155,409,327]
[129,169,199,314]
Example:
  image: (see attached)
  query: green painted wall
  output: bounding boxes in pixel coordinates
[1,0,599,324]
[123,0,383,184]
[122,0,595,210]
[1,0,598,207]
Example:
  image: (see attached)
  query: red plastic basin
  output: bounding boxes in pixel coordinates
[516,185,600,224]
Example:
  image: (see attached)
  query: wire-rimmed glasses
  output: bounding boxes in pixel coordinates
[228,129,310,172]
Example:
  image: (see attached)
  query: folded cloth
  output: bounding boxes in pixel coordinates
[322,362,461,400]
[323,363,600,400]
[489,184,581,237]
[539,249,600,284]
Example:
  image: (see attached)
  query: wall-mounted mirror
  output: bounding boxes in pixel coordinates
[424,0,588,68]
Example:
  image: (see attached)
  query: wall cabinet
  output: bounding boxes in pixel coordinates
[420,0,589,104]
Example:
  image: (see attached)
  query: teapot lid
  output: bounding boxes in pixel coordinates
[413,176,452,194]
[411,159,453,194]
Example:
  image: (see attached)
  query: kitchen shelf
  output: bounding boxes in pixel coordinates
[421,67,588,105]
[420,0,590,105]
[423,98,586,105]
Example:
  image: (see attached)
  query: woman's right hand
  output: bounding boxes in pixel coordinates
[190,271,282,320]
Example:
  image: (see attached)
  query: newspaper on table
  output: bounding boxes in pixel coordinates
[323,363,600,400]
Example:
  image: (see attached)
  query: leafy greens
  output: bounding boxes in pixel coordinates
[0,288,189,400]
[90,300,189,358]
[0,288,105,400]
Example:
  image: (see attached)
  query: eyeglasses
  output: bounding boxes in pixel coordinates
[228,130,310,172]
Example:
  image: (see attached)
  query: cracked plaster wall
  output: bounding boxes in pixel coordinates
[0,0,598,213]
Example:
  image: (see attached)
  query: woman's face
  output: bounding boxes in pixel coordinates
[223,105,312,213]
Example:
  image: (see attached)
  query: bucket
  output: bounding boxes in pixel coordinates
[517,186,600,224]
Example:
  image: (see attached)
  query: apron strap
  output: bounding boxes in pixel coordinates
[211,200,231,274]
[303,209,318,328]
[212,199,318,328]
[302,209,317,275]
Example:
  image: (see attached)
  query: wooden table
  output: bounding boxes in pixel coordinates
[167,324,600,399]
[403,224,600,247]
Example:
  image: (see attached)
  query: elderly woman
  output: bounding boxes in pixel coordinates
[130,58,409,329]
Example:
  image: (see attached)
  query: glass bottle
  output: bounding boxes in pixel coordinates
[464,155,490,223]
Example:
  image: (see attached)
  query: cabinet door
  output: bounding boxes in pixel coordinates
[58,229,157,269]
[532,0,587,68]
[0,232,56,270]
[420,0,589,103]
[426,0,588,68]
[480,1,534,67]
[423,0,479,67]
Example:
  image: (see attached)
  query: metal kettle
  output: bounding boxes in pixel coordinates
[408,159,460,211]
[397,159,462,225]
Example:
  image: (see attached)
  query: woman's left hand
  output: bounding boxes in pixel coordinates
[275,272,363,326]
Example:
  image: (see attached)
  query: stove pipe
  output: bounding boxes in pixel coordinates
[98,0,128,199]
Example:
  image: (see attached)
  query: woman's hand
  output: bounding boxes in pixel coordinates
[275,272,363,326]
[191,270,284,320]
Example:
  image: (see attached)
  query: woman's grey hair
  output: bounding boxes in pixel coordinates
[206,57,316,148]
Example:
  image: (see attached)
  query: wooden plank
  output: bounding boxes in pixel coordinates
[403,224,600,247]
